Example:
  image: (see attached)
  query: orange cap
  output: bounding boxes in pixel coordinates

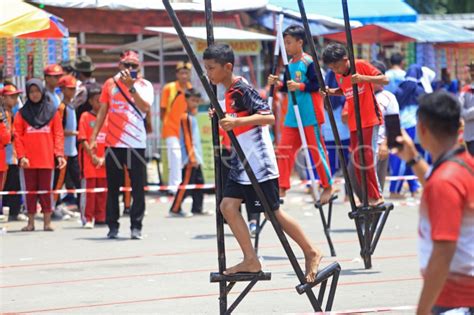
[58,75,77,88]
[44,64,64,76]
[1,84,22,96]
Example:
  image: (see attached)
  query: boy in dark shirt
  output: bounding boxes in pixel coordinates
[206,44,321,282]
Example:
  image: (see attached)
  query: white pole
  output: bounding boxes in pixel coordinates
[267,18,281,109]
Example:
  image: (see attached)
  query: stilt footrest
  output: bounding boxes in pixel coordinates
[348,202,394,219]
[210,271,272,283]
[295,262,341,295]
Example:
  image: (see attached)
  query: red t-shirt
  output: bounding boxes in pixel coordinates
[418,151,474,307]
[461,84,473,93]
[335,60,383,132]
[0,121,11,172]
[14,111,64,169]
[78,112,107,179]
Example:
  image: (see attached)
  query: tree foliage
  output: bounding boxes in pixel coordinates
[406,0,474,14]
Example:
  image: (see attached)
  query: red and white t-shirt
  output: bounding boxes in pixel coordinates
[418,151,474,307]
[335,60,383,132]
[99,77,153,149]
[223,77,279,185]
[78,112,107,179]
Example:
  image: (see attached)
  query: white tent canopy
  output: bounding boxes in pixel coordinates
[107,27,275,53]
[145,26,275,41]
[28,0,268,12]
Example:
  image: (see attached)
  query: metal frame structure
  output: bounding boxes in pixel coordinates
[340,0,395,269]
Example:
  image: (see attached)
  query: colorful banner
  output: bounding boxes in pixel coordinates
[0,37,77,78]
[159,108,215,186]
[196,111,215,183]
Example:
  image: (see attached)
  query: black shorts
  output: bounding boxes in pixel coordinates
[223,178,280,214]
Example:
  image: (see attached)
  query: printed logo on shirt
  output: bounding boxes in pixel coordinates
[254,200,261,207]
[26,125,51,133]
[295,71,302,82]
[343,85,367,99]
[89,121,96,128]
[97,132,106,144]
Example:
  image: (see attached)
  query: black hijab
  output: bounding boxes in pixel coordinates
[20,78,57,129]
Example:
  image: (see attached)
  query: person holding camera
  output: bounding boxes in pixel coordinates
[90,50,153,240]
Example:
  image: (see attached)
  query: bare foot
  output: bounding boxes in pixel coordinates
[223,258,261,275]
[320,186,338,205]
[369,198,385,207]
[43,225,54,232]
[304,249,322,283]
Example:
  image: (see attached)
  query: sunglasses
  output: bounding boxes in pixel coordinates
[122,62,139,69]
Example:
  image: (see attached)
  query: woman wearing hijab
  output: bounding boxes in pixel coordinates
[14,79,66,231]
[389,65,426,199]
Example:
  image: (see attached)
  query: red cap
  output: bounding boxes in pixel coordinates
[1,84,22,95]
[58,75,77,88]
[120,50,140,64]
[44,64,64,76]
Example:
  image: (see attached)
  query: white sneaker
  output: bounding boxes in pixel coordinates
[168,211,193,218]
[0,215,7,223]
[16,213,28,221]
[83,221,94,229]
[62,208,80,218]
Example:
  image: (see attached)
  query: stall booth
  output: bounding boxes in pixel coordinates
[0,0,74,91]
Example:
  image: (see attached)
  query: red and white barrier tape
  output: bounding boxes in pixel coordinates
[297,175,419,186]
[0,184,215,196]
[313,305,416,314]
[0,175,419,196]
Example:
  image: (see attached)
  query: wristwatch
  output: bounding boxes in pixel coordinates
[129,86,137,94]
[406,155,422,167]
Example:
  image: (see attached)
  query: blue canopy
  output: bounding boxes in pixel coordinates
[376,22,474,43]
[267,0,418,24]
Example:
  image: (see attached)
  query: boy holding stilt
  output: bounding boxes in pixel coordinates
[322,43,388,206]
[205,44,321,282]
[268,25,335,204]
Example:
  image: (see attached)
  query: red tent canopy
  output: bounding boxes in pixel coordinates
[322,24,413,44]
[18,17,67,38]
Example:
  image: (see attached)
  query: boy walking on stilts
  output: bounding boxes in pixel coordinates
[268,25,335,204]
[205,44,321,282]
[322,43,388,206]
